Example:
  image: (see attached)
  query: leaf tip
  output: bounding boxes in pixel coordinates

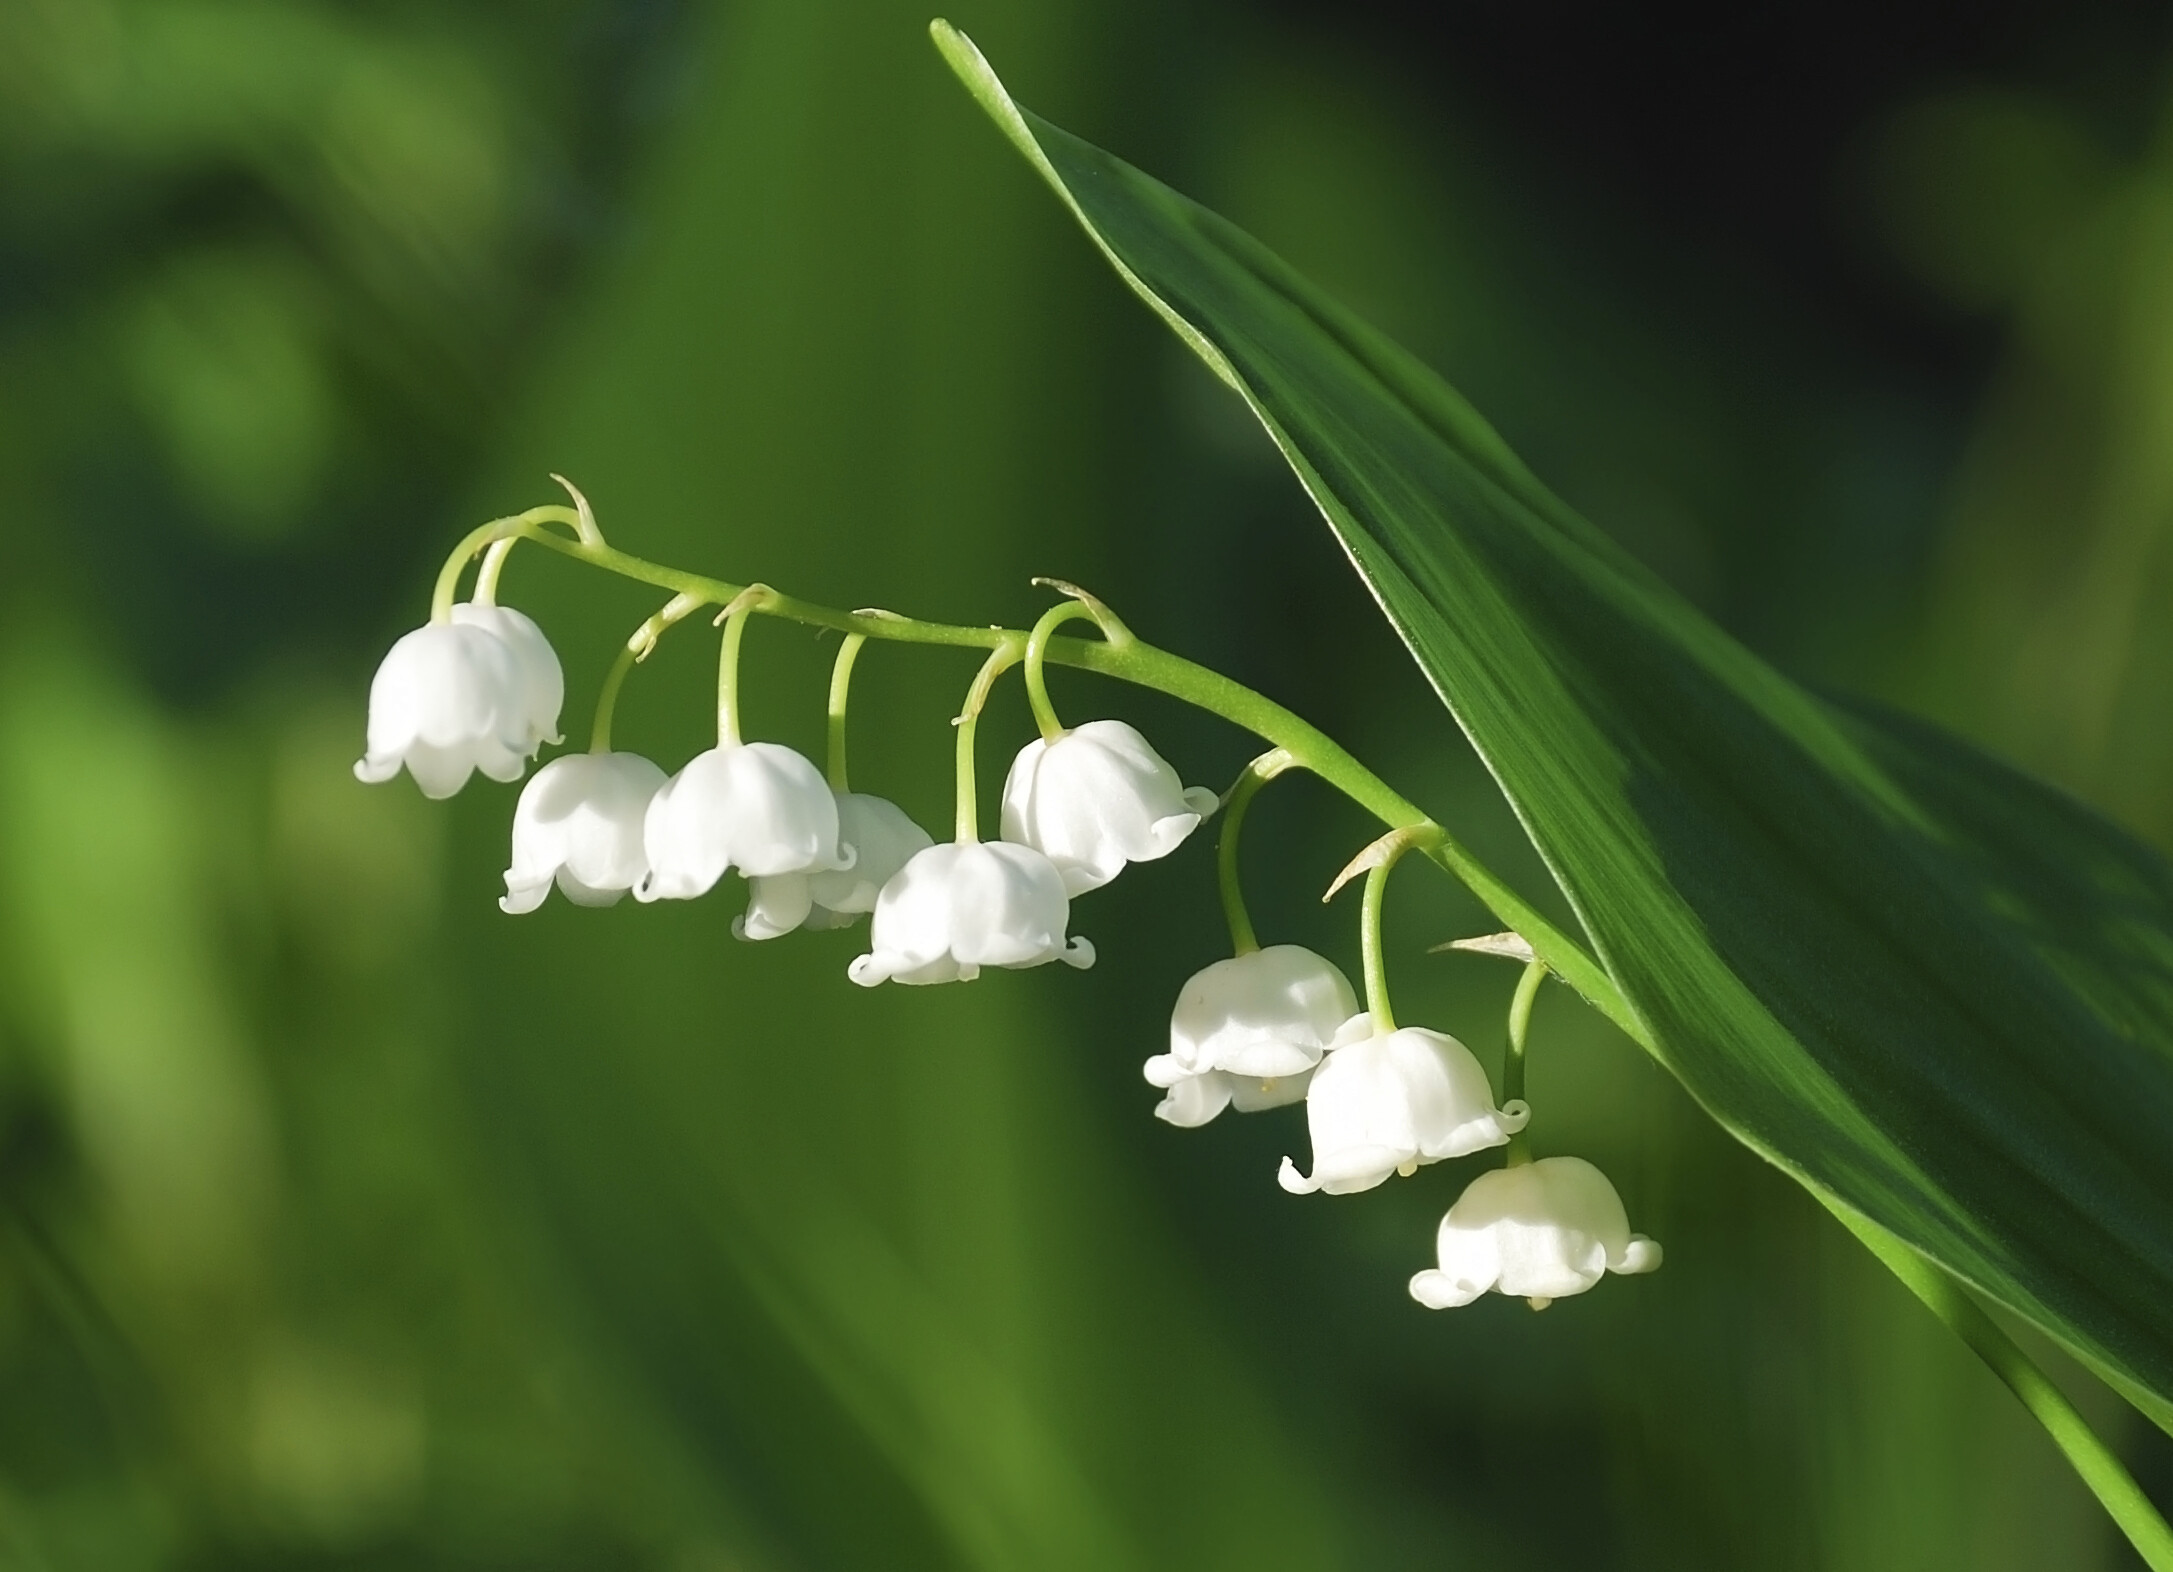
[928,19,996,102]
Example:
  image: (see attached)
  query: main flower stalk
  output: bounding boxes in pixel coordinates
[429,504,1641,1044]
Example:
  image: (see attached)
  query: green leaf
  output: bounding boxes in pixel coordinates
[934,20,2173,1421]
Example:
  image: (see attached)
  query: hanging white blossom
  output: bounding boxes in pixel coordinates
[1147,1064,1317,1127]
[500,751,667,913]
[1409,1155,1662,1310]
[456,603,564,754]
[848,840,1094,985]
[1278,1014,1529,1195]
[638,741,850,902]
[738,791,934,940]
[1143,944,1357,1126]
[354,603,565,798]
[999,719,1219,895]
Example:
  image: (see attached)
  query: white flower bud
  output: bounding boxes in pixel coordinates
[739,791,934,940]
[1143,945,1357,1127]
[637,742,849,903]
[1409,1156,1662,1310]
[1278,1014,1529,1195]
[354,603,564,799]
[999,719,1218,895]
[848,840,1094,986]
[500,751,666,914]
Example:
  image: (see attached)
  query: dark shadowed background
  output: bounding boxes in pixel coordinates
[3,2,2171,1567]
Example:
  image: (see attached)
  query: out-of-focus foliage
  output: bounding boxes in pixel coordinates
[1,1,2170,1569]
[1882,79,2173,846]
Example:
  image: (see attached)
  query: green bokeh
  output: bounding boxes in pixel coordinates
[0,2,2167,1568]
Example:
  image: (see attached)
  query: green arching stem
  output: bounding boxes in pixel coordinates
[591,643,640,755]
[590,592,708,754]
[1502,959,1547,1167]
[954,639,1024,843]
[1024,599,1097,741]
[1217,749,1291,955]
[431,507,1634,1038]
[1358,848,1408,1032]
[1824,1198,2173,1570]
[474,538,517,605]
[716,590,766,747]
[826,633,868,791]
[431,506,583,622]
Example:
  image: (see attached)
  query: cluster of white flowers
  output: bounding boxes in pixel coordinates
[355,602,1212,983]
[1154,940,1658,1309]
[359,573,1659,1316]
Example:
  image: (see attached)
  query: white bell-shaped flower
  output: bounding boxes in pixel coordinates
[738,791,935,940]
[999,719,1219,895]
[500,751,667,913]
[1143,945,1358,1127]
[1409,1156,1662,1310]
[353,603,564,799]
[455,603,564,754]
[637,741,850,903]
[1146,1063,1317,1128]
[848,840,1094,985]
[1278,1014,1529,1195]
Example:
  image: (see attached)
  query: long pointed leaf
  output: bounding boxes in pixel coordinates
[934,20,2173,1419]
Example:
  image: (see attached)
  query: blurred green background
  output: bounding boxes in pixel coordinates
[3,1,2172,1566]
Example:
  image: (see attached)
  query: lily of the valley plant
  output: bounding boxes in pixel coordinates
[349,24,2173,1566]
[358,482,1659,1317]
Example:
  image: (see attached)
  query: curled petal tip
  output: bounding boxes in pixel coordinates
[500,880,549,916]
[1409,1270,1481,1310]
[1276,1156,1317,1195]
[1499,1098,1532,1132]
[1061,936,1096,970]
